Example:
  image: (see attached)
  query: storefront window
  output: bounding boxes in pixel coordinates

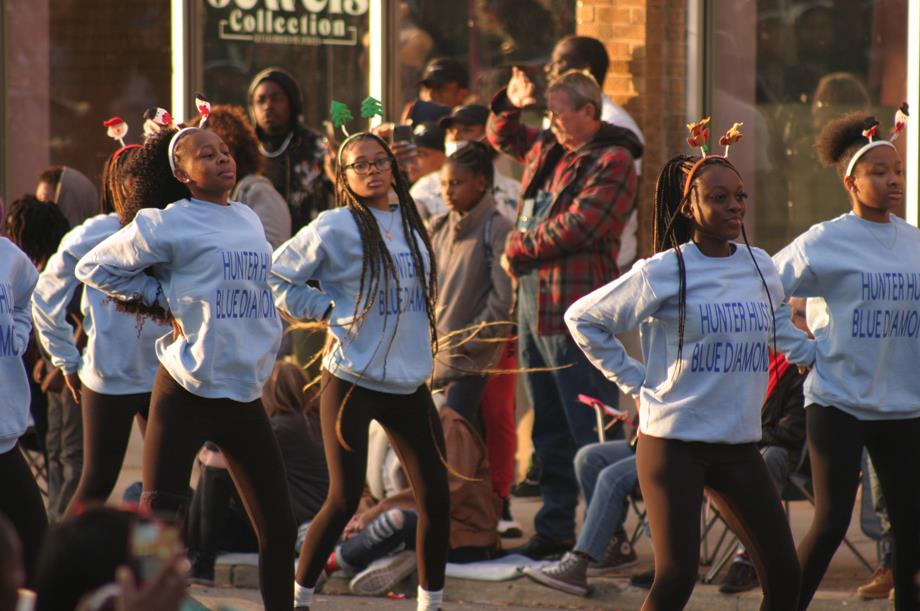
[196,0,370,133]
[2,1,171,204]
[710,0,908,253]
[396,0,576,108]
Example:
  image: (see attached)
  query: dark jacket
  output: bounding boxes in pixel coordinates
[760,364,807,451]
[249,67,333,232]
[486,89,643,335]
[271,411,329,525]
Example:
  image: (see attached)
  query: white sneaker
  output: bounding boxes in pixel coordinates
[348,550,417,596]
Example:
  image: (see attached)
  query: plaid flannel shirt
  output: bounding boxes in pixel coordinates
[487,89,640,335]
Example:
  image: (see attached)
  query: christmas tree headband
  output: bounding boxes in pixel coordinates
[844,104,909,178]
[682,118,744,198]
[328,96,384,137]
[102,117,141,159]
[167,93,212,174]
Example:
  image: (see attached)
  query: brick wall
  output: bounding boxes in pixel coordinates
[577,0,689,258]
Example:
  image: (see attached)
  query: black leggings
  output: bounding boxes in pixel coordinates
[798,405,920,611]
[636,433,800,611]
[295,371,450,591]
[0,444,48,586]
[142,367,294,611]
[63,387,149,517]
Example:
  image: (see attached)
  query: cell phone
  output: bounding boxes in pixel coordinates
[391,124,413,144]
[131,518,179,584]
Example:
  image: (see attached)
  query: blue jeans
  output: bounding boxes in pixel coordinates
[572,440,637,561]
[517,276,621,541]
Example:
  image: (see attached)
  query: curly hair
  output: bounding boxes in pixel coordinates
[99,146,140,216]
[815,112,878,178]
[5,195,70,267]
[192,104,263,179]
[121,128,190,226]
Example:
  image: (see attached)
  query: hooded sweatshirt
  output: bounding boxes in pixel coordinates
[76,199,282,402]
[0,238,39,452]
[270,205,433,395]
[429,193,514,385]
[54,167,99,229]
[32,213,168,395]
[772,212,920,420]
[565,242,809,444]
[248,67,332,232]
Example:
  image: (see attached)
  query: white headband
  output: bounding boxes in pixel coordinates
[845,140,895,178]
[167,127,200,174]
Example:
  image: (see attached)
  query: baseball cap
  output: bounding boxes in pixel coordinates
[412,122,445,152]
[439,105,489,129]
[418,57,469,89]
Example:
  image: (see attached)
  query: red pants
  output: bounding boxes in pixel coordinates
[482,342,517,499]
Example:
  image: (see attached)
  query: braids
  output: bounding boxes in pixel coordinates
[334,132,439,356]
[100,147,139,216]
[5,195,70,267]
[120,128,190,226]
[652,154,776,367]
[652,154,695,365]
[446,141,494,190]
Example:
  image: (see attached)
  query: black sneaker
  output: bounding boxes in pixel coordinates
[523,551,590,596]
[719,559,759,594]
[587,530,638,576]
[509,533,574,560]
[497,498,523,539]
[511,455,541,498]
[629,568,655,589]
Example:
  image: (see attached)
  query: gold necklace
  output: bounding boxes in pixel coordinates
[863,217,898,250]
[382,207,398,241]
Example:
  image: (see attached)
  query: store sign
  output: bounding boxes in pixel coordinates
[207,0,368,46]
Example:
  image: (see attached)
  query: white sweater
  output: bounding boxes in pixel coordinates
[565,242,805,444]
[773,212,920,420]
[76,199,282,402]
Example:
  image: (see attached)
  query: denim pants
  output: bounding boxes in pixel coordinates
[517,276,621,541]
[340,509,418,570]
[572,440,637,561]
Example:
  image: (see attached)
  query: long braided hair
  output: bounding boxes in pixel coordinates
[334,132,438,356]
[652,154,776,370]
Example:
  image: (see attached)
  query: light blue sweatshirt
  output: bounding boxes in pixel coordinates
[32,213,168,395]
[270,204,433,395]
[565,242,807,444]
[76,199,282,402]
[0,238,39,452]
[773,212,920,420]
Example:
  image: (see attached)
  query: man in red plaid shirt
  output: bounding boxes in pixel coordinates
[488,68,643,558]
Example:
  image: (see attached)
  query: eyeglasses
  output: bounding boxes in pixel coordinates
[343,158,391,175]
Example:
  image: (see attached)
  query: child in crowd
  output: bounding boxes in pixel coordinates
[270,132,449,611]
[76,125,293,611]
[32,141,169,518]
[565,146,809,610]
[773,112,920,611]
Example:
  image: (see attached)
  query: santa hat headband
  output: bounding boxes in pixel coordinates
[682,118,744,198]
[844,104,909,178]
[143,107,175,139]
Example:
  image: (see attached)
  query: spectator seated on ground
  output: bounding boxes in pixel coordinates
[523,429,639,596]
[186,361,329,583]
[32,505,188,611]
[323,401,501,597]
[718,296,811,594]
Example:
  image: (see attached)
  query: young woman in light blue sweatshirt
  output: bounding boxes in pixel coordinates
[32,143,170,516]
[565,154,807,610]
[0,235,47,586]
[75,126,293,611]
[773,113,920,610]
[271,132,449,611]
